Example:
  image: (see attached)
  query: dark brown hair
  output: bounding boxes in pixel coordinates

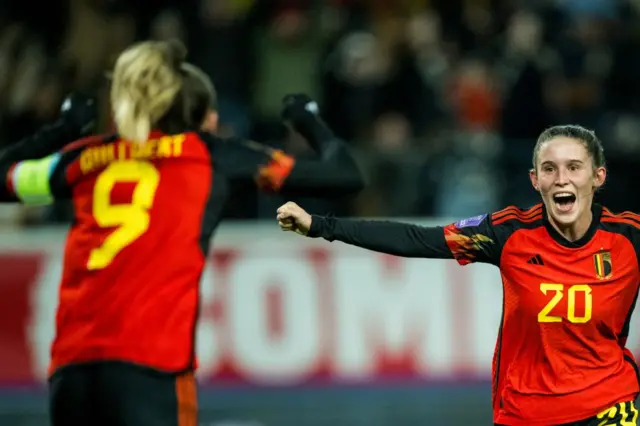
[532,125,606,171]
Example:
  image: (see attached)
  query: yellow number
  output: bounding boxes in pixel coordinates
[567,285,592,323]
[620,401,638,426]
[538,283,593,324]
[87,161,160,270]
[597,402,638,426]
[538,283,564,323]
[596,403,617,426]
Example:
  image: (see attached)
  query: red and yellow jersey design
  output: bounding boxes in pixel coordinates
[444,204,640,425]
[6,131,297,375]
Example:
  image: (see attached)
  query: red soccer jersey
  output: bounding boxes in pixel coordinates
[445,204,640,425]
[22,131,297,375]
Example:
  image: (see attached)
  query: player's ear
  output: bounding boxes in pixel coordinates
[593,166,606,190]
[529,168,540,192]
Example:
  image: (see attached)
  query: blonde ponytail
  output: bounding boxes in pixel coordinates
[110,40,186,143]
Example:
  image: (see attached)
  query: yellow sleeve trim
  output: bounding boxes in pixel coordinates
[12,154,60,205]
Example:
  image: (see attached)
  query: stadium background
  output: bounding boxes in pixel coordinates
[1,0,640,425]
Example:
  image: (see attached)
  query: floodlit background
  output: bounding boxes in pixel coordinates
[1,0,640,425]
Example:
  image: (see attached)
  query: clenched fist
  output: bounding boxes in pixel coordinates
[59,92,97,136]
[277,202,312,236]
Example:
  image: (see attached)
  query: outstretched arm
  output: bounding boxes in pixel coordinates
[276,202,505,265]
[277,201,452,258]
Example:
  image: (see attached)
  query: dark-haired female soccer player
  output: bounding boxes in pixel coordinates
[0,39,363,426]
[277,124,640,426]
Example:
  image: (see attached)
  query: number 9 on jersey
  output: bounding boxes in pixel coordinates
[87,161,160,270]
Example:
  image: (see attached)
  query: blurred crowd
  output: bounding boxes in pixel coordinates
[1,0,640,225]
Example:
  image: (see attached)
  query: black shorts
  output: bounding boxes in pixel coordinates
[48,361,197,426]
[495,400,639,426]
[563,401,639,426]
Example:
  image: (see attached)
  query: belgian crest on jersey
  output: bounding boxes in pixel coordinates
[593,250,612,280]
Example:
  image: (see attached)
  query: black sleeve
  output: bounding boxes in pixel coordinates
[288,113,343,160]
[200,126,364,197]
[280,115,364,196]
[0,120,83,202]
[308,212,507,265]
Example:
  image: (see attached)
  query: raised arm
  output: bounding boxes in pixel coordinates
[202,94,364,197]
[0,93,96,202]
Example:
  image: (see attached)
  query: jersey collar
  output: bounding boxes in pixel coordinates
[543,203,602,248]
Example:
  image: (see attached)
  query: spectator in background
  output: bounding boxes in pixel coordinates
[402,11,450,136]
[449,58,499,132]
[252,3,324,143]
[192,0,256,139]
[497,10,552,208]
[550,7,614,128]
[498,10,550,141]
[321,31,388,142]
[353,112,419,217]
[1,40,48,145]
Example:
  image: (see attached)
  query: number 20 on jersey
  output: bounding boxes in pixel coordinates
[538,283,593,323]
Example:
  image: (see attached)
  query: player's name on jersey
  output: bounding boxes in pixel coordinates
[79,134,186,175]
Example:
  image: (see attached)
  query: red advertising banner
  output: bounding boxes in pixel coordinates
[1,226,639,386]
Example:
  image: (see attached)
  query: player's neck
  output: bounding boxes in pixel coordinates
[548,209,593,242]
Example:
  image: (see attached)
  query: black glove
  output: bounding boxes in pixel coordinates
[281,94,337,156]
[59,92,97,136]
[281,93,320,124]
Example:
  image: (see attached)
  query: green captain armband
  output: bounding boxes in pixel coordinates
[11,153,61,205]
